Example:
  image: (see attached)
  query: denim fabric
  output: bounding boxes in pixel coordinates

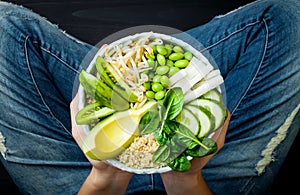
[0,0,299,194]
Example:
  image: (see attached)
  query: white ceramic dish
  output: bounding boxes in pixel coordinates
[78,32,222,174]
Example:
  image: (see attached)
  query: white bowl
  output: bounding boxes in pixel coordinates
[78,32,222,174]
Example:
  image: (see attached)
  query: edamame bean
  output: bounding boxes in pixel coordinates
[155,90,165,100]
[164,44,173,57]
[156,45,168,56]
[157,54,166,65]
[145,52,155,60]
[168,52,184,61]
[145,91,155,99]
[174,59,189,68]
[148,72,155,79]
[166,59,174,66]
[151,45,157,54]
[152,75,162,83]
[173,45,184,53]
[160,75,170,88]
[156,65,169,75]
[168,66,180,76]
[184,51,193,61]
[152,82,164,92]
[147,58,156,68]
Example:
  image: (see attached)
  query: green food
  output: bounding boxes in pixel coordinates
[154,90,166,100]
[75,102,115,125]
[82,101,157,160]
[140,87,220,172]
[168,52,184,61]
[143,43,193,101]
[173,45,184,53]
[76,35,227,173]
[157,54,166,66]
[78,70,129,111]
[174,59,189,68]
[96,56,137,103]
[185,105,215,138]
[189,98,227,132]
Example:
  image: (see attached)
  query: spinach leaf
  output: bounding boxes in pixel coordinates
[152,144,170,164]
[139,108,160,135]
[185,138,217,157]
[162,87,184,121]
[167,154,191,172]
[154,130,169,145]
[197,137,218,156]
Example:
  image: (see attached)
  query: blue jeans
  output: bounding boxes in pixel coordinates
[0,0,299,194]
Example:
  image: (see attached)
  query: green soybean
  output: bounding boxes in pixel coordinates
[152,75,162,83]
[166,59,174,66]
[147,58,156,68]
[151,45,157,54]
[152,82,164,92]
[168,52,184,61]
[155,90,165,100]
[156,45,168,56]
[157,54,166,66]
[145,52,155,60]
[160,75,170,88]
[184,51,193,61]
[173,45,184,53]
[149,72,155,79]
[156,65,169,75]
[174,59,189,68]
[165,44,173,56]
[168,66,180,76]
[145,91,155,99]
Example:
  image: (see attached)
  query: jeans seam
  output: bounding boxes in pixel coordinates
[24,35,72,137]
[38,44,81,74]
[233,19,268,115]
[200,19,268,115]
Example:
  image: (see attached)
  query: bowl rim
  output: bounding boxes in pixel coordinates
[77,31,221,174]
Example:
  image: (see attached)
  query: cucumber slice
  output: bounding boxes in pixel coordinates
[189,98,227,131]
[200,89,222,102]
[185,105,215,138]
[76,102,115,125]
[175,108,200,136]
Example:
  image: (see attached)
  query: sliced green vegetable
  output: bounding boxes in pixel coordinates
[79,70,112,107]
[185,105,215,138]
[175,108,199,136]
[201,89,222,102]
[75,102,115,125]
[189,98,227,132]
[79,70,129,111]
[95,56,137,103]
[101,58,138,103]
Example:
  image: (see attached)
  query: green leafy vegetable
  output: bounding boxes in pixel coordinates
[152,119,218,171]
[139,108,160,135]
[162,87,184,120]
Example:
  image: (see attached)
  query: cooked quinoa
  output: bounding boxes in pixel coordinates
[117,134,166,169]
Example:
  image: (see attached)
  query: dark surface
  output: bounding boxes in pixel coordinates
[1,0,298,194]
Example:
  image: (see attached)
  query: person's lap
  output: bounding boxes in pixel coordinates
[185,0,300,193]
[0,0,299,194]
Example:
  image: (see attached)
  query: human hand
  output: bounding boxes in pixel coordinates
[160,111,231,194]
